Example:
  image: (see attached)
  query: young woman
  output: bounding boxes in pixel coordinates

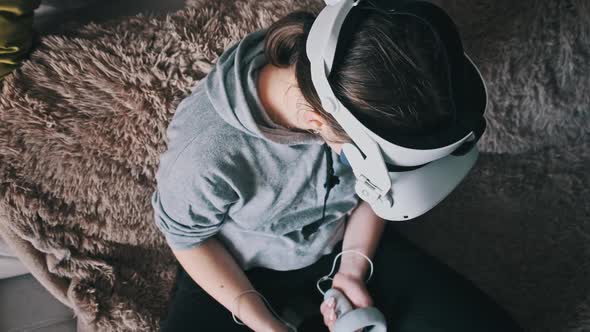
[152,3,522,331]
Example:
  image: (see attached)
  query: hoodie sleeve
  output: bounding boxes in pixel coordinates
[151,157,238,250]
[151,88,239,250]
[151,93,243,249]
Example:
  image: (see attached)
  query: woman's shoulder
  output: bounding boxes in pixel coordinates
[157,87,247,184]
[166,85,230,146]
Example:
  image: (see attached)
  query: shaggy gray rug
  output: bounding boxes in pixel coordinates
[0,0,588,331]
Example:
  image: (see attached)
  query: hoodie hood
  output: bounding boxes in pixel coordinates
[204,29,323,146]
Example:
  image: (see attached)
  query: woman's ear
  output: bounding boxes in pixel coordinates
[302,110,326,131]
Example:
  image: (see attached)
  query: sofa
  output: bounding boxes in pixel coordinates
[0,236,78,332]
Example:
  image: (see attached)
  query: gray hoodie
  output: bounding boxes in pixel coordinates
[151,28,359,271]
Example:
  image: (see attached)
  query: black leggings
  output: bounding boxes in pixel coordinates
[160,227,523,331]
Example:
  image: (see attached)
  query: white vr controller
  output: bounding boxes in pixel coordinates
[324,288,386,332]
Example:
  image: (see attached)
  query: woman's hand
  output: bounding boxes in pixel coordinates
[319,271,374,331]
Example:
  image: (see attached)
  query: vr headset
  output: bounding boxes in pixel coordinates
[306,0,488,221]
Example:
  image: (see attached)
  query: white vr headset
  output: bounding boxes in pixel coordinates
[306,0,488,221]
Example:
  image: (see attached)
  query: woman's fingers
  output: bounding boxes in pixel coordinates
[323,311,336,330]
[320,297,333,317]
[321,297,337,329]
[321,296,335,313]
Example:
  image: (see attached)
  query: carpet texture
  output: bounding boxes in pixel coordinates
[0,0,588,331]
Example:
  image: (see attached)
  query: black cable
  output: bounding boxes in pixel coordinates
[302,144,340,240]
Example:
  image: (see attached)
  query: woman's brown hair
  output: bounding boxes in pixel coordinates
[263,2,454,144]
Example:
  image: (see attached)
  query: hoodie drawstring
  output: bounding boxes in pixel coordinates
[302,143,340,240]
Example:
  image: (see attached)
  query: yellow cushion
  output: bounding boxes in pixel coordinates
[0,0,40,79]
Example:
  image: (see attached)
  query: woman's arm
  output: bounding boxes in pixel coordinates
[319,200,386,328]
[173,238,287,332]
[338,200,386,279]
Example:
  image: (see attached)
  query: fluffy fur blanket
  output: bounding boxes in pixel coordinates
[0,0,588,331]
